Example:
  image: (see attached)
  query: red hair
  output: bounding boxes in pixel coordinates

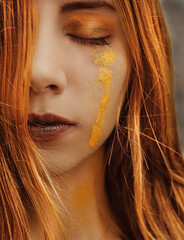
[0,0,183,239]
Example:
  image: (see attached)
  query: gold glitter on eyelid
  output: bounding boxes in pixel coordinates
[63,14,116,37]
[89,48,117,147]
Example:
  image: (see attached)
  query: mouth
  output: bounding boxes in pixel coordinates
[28,113,76,141]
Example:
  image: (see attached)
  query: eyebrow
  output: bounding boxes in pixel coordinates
[60,1,115,13]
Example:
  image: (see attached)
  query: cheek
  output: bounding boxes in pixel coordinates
[88,48,127,147]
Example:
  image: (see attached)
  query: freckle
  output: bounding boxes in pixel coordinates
[72,177,94,209]
[89,48,117,147]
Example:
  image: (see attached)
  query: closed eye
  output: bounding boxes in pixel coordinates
[66,33,111,47]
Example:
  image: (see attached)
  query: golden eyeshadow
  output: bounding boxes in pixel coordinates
[63,13,116,38]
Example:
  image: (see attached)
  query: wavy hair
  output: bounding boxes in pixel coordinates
[0,0,184,239]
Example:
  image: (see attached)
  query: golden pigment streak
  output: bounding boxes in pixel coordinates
[89,48,117,147]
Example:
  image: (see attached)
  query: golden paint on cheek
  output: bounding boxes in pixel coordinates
[72,177,94,209]
[89,48,117,147]
[91,48,117,67]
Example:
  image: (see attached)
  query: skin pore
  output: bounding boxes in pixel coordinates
[29,0,128,239]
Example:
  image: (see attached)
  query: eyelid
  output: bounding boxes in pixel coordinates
[62,12,117,26]
[67,33,111,41]
[63,23,113,40]
[62,14,115,37]
[62,13,116,47]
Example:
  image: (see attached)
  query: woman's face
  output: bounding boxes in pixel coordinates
[29,0,128,173]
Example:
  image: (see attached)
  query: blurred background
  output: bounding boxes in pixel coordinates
[160,0,184,153]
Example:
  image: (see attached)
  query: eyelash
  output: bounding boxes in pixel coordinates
[66,33,111,47]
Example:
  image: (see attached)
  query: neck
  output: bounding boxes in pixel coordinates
[56,146,119,240]
[30,146,120,240]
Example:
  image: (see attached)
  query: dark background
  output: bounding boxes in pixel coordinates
[160,0,184,153]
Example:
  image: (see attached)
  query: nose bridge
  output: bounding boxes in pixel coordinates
[31,9,67,94]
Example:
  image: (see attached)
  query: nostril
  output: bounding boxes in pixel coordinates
[49,84,62,94]
[30,69,67,94]
[50,85,58,90]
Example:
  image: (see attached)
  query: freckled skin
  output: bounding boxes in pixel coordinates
[89,48,117,147]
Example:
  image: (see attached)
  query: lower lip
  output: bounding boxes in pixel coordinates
[28,123,74,141]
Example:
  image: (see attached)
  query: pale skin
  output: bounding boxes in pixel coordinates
[29,0,128,239]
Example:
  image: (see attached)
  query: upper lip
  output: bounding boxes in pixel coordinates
[28,113,76,125]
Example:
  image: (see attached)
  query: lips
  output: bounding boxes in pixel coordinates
[28,113,76,141]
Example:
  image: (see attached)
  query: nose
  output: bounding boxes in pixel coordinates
[31,59,67,95]
[30,30,67,95]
